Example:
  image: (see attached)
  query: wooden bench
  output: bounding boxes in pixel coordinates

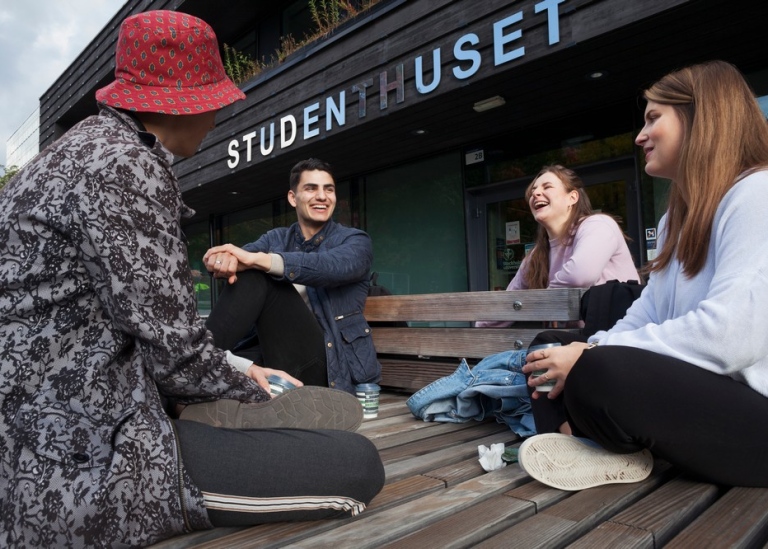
[364,288,585,391]
[151,288,768,548]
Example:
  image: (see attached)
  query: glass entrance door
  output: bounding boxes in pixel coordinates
[466,160,640,291]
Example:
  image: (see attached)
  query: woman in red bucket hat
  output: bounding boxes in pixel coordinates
[0,10,383,548]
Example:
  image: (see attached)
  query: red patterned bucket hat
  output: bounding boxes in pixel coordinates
[96,10,245,114]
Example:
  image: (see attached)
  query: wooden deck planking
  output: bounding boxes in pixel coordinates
[504,479,574,512]
[378,420,513,462]
[366,419,486,451]
[365,475,446,511]
[425,456,493,487]
[471,462,675,549]
[151,393,768,548]
[664,486,768,548]
[285,467,532,548]
[566,476,720,548]
[377,495,536,549]
[382,429,519,483]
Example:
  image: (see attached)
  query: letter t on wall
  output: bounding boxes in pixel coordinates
[535,0,567,45]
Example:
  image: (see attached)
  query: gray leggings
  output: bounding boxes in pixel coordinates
[174,419,385,526]
[528,330,768,487]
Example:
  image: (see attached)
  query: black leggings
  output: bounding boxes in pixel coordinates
[526,331,585,433]
[174,419,385,525]
[205,270,328,386]
[528,330,768,486]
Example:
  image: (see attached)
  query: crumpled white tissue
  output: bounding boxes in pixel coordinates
[478,443,507,472]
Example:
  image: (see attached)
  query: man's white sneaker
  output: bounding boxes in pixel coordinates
[518,433,653,491]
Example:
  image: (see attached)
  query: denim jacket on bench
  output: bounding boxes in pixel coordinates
[406,350,536,437]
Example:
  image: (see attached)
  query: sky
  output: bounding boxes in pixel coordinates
[0,0,125,171]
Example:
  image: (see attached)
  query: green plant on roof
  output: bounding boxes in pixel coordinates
[223,0,382,85]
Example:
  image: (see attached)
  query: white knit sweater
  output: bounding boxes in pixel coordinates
[592,170,768,397]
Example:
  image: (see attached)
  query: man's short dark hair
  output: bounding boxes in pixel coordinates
[289,158,334,191]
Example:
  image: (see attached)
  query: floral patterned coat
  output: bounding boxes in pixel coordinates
[0,106,268,547]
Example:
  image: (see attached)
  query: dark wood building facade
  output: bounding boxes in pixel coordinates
[39,0,768,306]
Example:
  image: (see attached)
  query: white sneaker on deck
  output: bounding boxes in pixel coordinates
[518,433,654,491]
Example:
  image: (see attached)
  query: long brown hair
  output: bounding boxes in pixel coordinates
[524,165,593,288]
[643,60,768,276]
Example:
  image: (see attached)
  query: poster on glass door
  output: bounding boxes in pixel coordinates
[506,221,521,245]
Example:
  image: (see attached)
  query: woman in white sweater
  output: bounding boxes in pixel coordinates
[518,60,768,490]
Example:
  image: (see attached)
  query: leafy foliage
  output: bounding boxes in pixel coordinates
[223,0,381,85]
[309,0,352,35]
[222,44,265,84]
[0,164,20,193]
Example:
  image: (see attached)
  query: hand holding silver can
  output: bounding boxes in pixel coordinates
[527,342,561,392]
[266,374,297,396]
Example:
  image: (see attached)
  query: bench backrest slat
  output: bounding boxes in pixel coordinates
[371,327,581,358]
[363,289,583,322]
[364,288,587,390]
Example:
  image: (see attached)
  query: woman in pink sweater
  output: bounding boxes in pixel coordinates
[478,165,639,328]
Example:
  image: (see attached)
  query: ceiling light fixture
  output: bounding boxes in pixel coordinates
[586,70,608,80]
[473,95,506,113]
[562,134,594,147]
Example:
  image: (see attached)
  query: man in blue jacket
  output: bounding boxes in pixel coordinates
[193,159,380,401]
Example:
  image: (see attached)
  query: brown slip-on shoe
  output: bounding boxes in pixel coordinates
[179,386,363,432]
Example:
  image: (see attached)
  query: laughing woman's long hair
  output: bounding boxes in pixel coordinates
[523,165,594,289]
